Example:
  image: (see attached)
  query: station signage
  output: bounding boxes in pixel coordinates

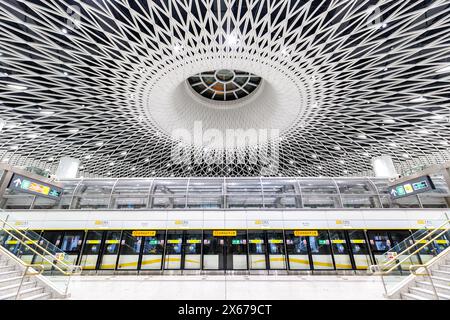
[213,230,237,237]
[294,230,318,237]
[8,173,63,200]
[388,175,435,199]
[132,231,156,237]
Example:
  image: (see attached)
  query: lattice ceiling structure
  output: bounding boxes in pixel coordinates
[0,0,450,178]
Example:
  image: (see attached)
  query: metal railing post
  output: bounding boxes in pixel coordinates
[15,265,29,300]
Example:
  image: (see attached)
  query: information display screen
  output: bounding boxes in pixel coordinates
[388,175,435,199]
[8,173,63,200]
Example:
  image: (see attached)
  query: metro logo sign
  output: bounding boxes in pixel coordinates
[8,173,63,200]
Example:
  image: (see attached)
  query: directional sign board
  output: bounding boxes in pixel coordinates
[388,175,435,200]
[8,173,63,200]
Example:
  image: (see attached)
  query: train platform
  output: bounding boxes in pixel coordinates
[54,275,388,300]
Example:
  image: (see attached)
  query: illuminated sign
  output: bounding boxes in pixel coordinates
[8,173,62,200]
[294,230,318,237]
[268,239,283,244]
[213,230,237,237]
[132,231,156,237]
[388,175,435,199]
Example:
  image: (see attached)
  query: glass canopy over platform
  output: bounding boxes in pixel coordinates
[1,176,449,210]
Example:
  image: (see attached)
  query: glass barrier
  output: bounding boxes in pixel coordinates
[0,215,82,296]
[1,176,449,210]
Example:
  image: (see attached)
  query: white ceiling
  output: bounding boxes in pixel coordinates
[0,0,449,178]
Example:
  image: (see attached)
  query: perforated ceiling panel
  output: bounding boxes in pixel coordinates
[0,0,450,178]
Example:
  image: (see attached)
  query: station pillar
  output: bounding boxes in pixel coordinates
[55,157,80,180]
[371,155,398,178]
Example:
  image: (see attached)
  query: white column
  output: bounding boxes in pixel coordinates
[55,157,80,179]
[371,155,398,178]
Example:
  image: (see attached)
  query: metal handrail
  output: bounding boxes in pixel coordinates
[369,222,450,297]
[376,220,449,271]
[408,247,450,300]
[0,245,45,300]
[0,217,82,276]
[371,226,449,275]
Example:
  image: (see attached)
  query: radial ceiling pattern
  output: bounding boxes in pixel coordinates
[0,0,450,178]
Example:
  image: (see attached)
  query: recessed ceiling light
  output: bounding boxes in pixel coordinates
[429,115,445,121]
[131,167,136,171]
[68,129,79,133]
[27,133,38,139]
[317,165,323,170]
[402,153,410,158]
[410,95,428,103]
[357,134,367,139]
[289,160,294,164]
[417,129,430,134]
[388,143,397,147]
[334,146,341,150]
[362,152,370,157]
[152,171,156,175]
[48,157,55,161]
[95,142,104,146]
[339,160,345,164]
[436,65,450,74]
[311,154,318,159]
[39,110,55,115]
[84,155,92,160]
[383,119,396,124]
[144,158,150,162]
[109,162,115,166]
[7,84,28,91]
[62,28,68,34]
[9,145,19,150]
[120,151,127,156]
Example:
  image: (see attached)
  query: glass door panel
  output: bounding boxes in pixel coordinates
[117,231,142,270]
[348,230,371,270]
[248,231,267,270]
[80,231,103,270]
[329,230,352,270]
[164,231,183,269]
[36,231,63,271]
[184,231,202,270]
[203,231,224,270]
[389,231,417,271]
[367,231,391,264]
[227,231,247,270]
[267,231,286,270]
[285,231,310,270]
[141,231,165,270]
[99,231,121,270]
[309,231,334,270]
[60,231,84,265]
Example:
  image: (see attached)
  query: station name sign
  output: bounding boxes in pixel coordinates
[388,175,435,200]
[8,173,63,200]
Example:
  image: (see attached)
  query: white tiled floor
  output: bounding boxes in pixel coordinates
[55,275,388,300]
